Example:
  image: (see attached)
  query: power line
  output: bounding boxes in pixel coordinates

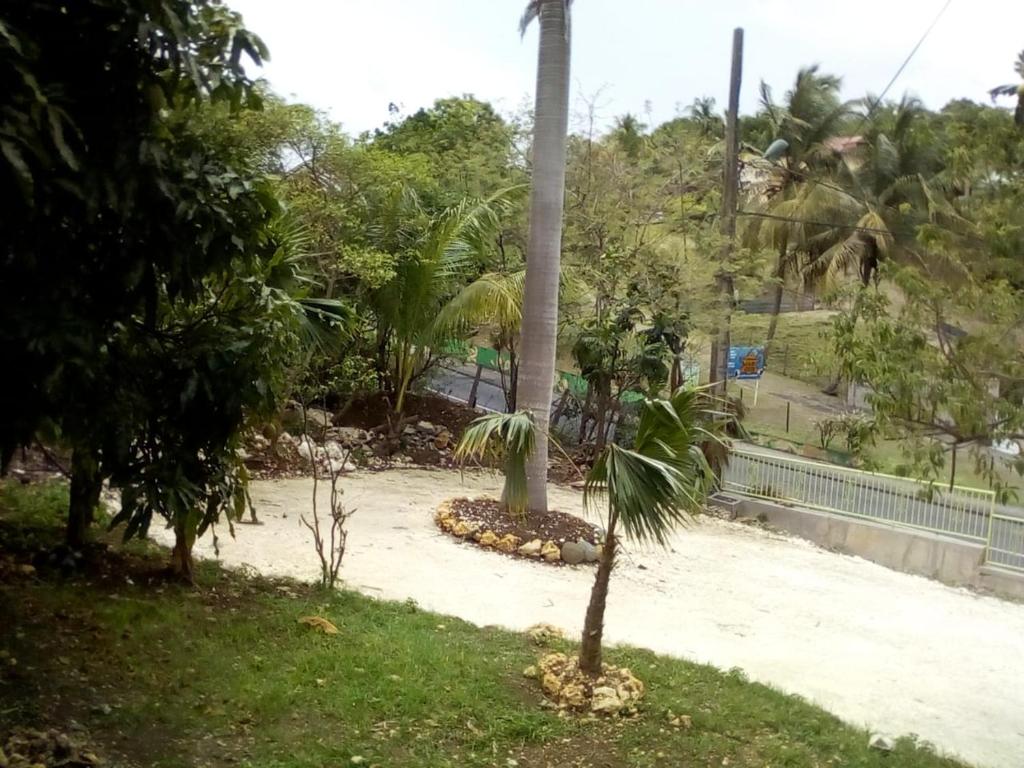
[736,209,895,236]
[746,0,954,211]
[854,0,954,133]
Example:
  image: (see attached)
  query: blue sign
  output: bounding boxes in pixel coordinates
[727,346,765,379]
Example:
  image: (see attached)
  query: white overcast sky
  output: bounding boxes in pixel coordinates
[229,0,1022,135]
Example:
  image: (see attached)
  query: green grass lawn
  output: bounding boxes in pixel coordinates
[0,481,968,768]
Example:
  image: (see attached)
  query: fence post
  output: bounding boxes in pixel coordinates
[984,499,995,566]
[785,401,791,433]
[467,363,483,408]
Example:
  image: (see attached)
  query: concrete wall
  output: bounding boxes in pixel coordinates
[737,497,1024,601]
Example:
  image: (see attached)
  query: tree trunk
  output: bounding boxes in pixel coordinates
[507,350,519,412]
[67,447,101,549]
[513,0,571,515]
[170,523,196,584]
[594,386,609,452]
[765,243,789,361]
[579,529,616,676]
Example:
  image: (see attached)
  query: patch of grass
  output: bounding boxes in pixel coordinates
[0,482,966,768]
[0,479,68,529]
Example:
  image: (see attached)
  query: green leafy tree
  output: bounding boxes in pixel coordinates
[372,96,519,202]
[0,0,322,563]
[832,264,1024,497]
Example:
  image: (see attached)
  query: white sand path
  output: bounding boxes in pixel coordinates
[158,469,1024,768]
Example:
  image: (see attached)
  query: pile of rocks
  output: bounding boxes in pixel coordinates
[398,420,454,453]
[1,727,103,767]
[434,502,600,565]
[523,652,645,715]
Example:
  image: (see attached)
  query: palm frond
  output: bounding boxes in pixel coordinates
[519,0,573,37]
[584,390,716,546]
[432,270,525,339]
[454,411,536,516]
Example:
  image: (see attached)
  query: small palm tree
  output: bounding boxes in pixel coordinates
[435,269,526,410]
[457,388,720,677]
[369,190,513,414]
[989,49,1024,126]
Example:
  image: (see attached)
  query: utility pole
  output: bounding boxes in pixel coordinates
[709,27,743,396]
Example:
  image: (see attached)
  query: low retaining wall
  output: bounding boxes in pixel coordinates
[729,496,1024,600]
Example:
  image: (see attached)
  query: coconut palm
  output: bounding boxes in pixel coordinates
[516,0,573,514]
[434,269,526,410]
[369,191,512,415]
[989,49,1024,126]
[788,97,964,291]
[456,388,720,676]
[746,67,849,354]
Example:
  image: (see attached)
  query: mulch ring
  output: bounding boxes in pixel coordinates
[435,497,601,566]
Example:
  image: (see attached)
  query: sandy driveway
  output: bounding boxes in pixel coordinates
[164,469,1024,768]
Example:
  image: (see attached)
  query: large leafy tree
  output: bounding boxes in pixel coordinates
[794,96,960,290]
[0,0,309,560]
[515,0,572,514]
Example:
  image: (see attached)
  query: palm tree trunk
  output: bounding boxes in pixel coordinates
[579,527,616,676]
[514,0,571,514]
[765,241,789,361]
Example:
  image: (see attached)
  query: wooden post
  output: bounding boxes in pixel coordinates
[949,443,957,492]
[710,27,744,395]
[467,363,483,408]
[785,401,791,433]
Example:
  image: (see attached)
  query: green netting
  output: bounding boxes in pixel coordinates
[559,371,588,396]
[439,339,472,360]
[619,389,647,404]
[474,347,510,369]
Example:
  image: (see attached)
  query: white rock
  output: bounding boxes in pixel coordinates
[305,407,333,429]
[417,420,437,434]
[869,734,895,752]
[323,441,346,461]
[517,539,543,557]
[296,437,315,463]
[590,686,622,714]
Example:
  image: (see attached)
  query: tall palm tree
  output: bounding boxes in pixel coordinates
[516,0,572,513]
[747,67,848,354]
[456,388,719,677]
[989,49,1024,126]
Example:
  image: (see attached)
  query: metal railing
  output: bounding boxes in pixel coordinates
[986,514,1024,573]
[724,449,1024,574]
[723,449,996,542]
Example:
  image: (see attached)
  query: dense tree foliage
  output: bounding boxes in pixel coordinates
[0,1,323,574]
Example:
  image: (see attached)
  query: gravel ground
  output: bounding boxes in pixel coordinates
[159,468,1024,768]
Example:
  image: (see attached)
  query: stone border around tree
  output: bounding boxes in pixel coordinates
[434,498,602,566]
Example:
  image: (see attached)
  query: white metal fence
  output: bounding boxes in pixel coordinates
[723,449,1024,573]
